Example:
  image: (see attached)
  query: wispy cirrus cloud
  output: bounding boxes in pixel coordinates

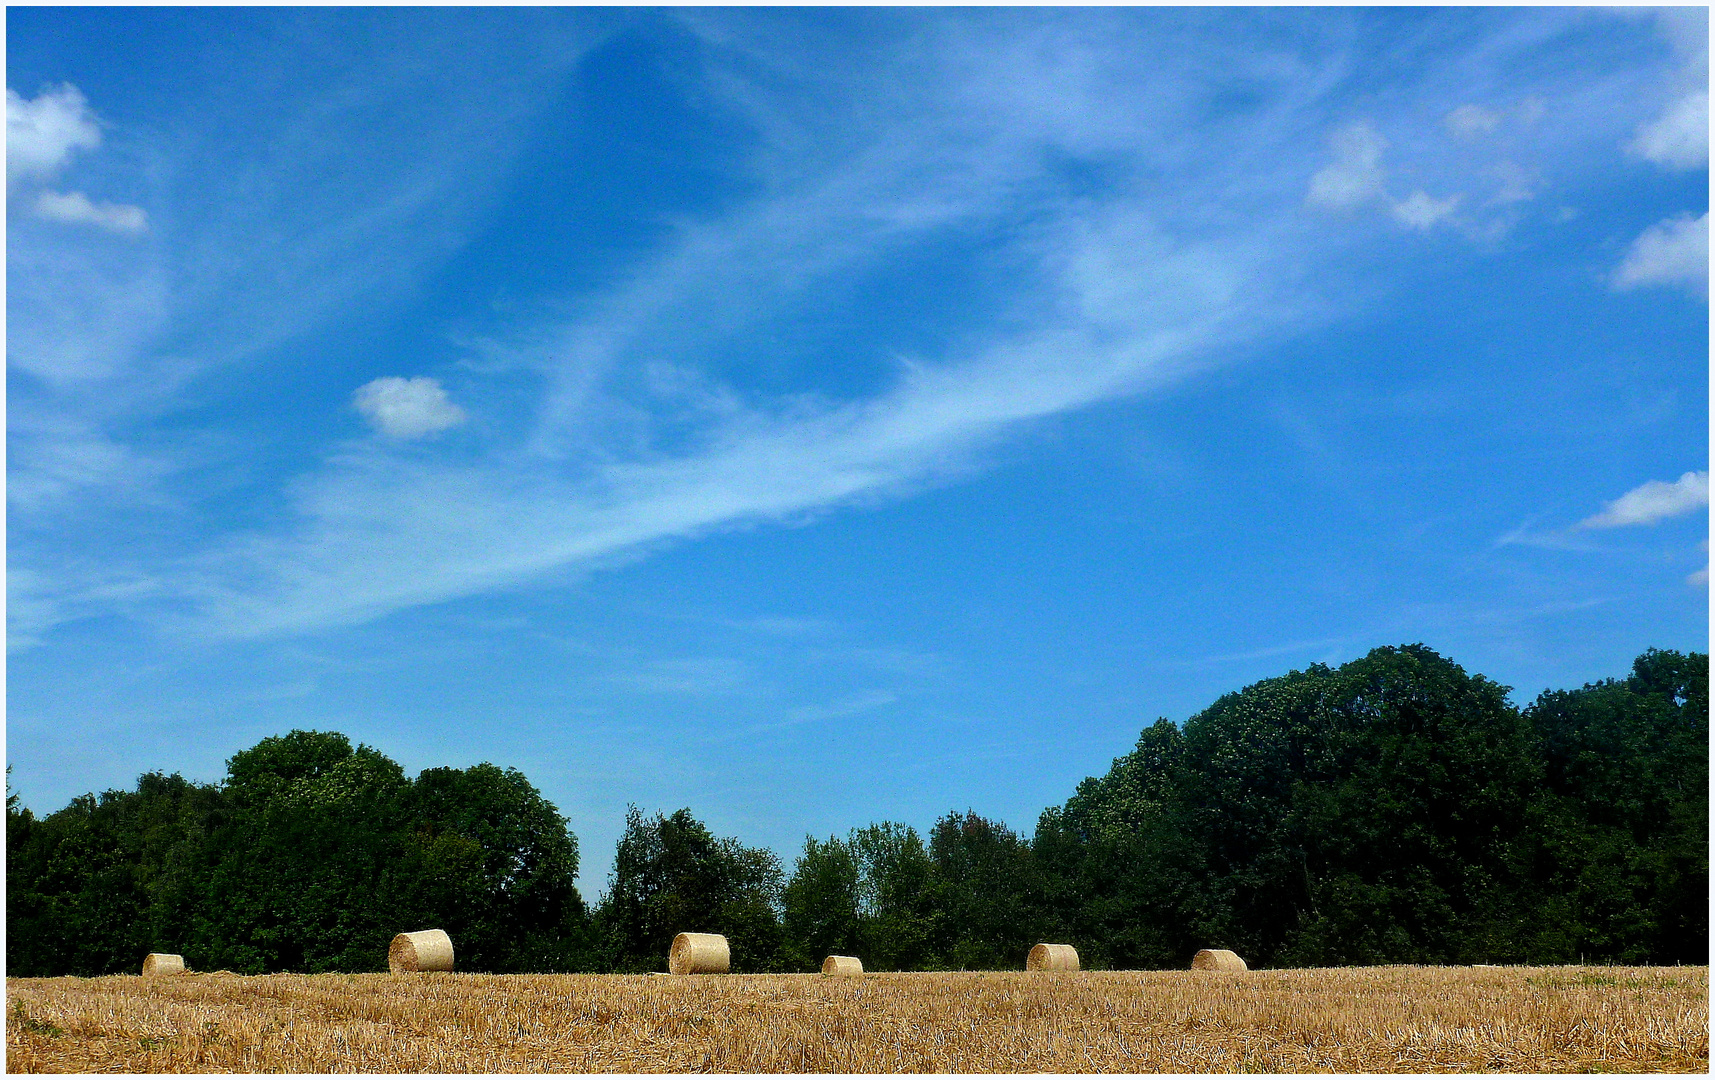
[10,9,1703,651]
[33,189,147,233]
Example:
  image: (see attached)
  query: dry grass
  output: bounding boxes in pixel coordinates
[6,965,1706,1073]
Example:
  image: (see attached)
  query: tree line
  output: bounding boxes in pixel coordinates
[7,644,1705,976]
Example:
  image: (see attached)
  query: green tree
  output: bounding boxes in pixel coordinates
[6,771,223,976]
[1521,649,1708,963]
[927,810,1048,969]
[198,732,413,973]
[851,822,938,971]
[780,835,861,970]
[7,730,591,975]
[384,763,589,972]
[598,807,784,972]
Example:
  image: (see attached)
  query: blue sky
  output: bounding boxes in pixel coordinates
[8,8,1707,892]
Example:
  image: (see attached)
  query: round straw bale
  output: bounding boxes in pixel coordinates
[1191,948,1247,971]
[821,955,863,976]
[141,953,186,976]
[1026,943,1080,971]
[389,929,454,974]
[668,932,730,975]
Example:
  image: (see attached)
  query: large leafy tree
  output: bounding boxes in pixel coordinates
[1521,649,1708,963]
[1037,645,1559,968]
[927,810,1049,969]
[850,822,938,971]
[780,835,862,970]
[598,806,784,972]
[7,731,590,975]
[7,771,222,977]
[383,763,589,973]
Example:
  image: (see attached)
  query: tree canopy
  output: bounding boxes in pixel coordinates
[8,645,1706,975]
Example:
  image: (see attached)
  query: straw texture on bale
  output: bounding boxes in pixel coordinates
[821,955,863,976]
[668,933,730,975]
[389,930,454,974]
[1026,943,1080,971]
[141,953,186,977]
[1191,948,1247,971]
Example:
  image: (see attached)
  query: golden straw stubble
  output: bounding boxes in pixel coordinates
[6,965,1706,1072]
[388,930,454,974]
[1026,943,1079,971]
[668,933,730,974]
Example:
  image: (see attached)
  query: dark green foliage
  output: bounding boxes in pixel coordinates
[7,771,222,977]
[8,646,1705,975]
[776,822,944,971]
[850,822,937,970]
[1519,649,1708,964]
[6,732,589,976]
[926,811,1050,968]
[596,807,783,972]
[387,763,588,974]
[1037,645,1707,969]
[779,835,861,970]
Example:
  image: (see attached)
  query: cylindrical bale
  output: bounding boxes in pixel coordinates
[821,955,863,976]
[389,929,455,974]
[1191,948,1247,972]
[668,932,730,975]
[1026,943,1080,971]
[141,953,186,977]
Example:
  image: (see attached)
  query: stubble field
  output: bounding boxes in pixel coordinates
[6,965,1707,1073]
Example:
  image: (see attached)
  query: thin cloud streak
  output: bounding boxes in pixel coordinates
[10,9,1701,649]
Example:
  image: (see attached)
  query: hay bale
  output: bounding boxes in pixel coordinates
[821,955,863,976]
[1026,943,1079,971]
[668,932,730,975]
[1191,948,1247,971]
[141,953,186,976]
[389,929,454,974]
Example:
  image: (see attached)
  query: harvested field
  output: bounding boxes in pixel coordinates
[6,965,1706,1073]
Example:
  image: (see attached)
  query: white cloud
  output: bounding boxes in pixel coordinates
[1580,471,1709,529]
[353,376,468,439]
[1613,212,1708,296]
[1445,104,1502,138]
[1630,89,1709,170]
[1307,126,1464,232]
[1390,190,1462,230]
[11,11,1709,647]
[34,189,148,234]
[1306,122,1388,210]
[7,84,100,184]
[1488,162,1535,206]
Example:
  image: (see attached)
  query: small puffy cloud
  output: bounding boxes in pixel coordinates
[7,84,100,185]
[1613,212,1708,296]
[1445,104,1501,139]
[1390,190,1462,230]
[1306,122,1388,210]
[1580,471,1709,529]
[1630,90,1709,170]
[34,189,147,234]
[353,376,467,439]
